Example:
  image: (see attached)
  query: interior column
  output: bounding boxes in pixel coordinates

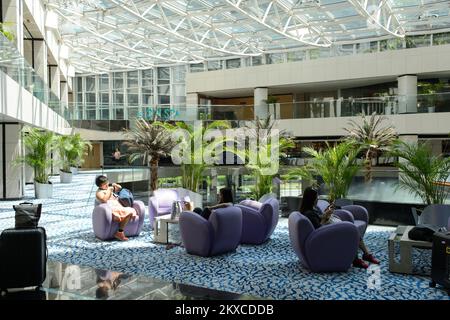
[254,87,268,119]
[397,75,417,113]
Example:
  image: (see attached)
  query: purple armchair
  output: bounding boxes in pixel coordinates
[317,200,369,239]
[92,201,146,241]
[236,198,279,245]
[148,189,179,229]
[288,211,359,272]
[179,206,242,257]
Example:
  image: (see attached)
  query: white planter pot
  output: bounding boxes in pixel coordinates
[428,106,435,113]
[70,167,78,175]
[60,170,73,183]
[35,181,53,199]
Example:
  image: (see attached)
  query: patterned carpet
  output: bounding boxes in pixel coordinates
[0,172,448,300]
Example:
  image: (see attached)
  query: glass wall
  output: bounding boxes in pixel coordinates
[186,31,450,74]
[127,70,139,119]
[99,74,109,120]
[74,66,187,121]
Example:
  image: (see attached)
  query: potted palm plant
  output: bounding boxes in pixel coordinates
[57,135,73,183]
[67,133,92,175]
[123,118,177,194]
[289,142,361,204]
[389,140,450,205]
[159,120,231,206]
[15,127,56,198]
[345,112,397,183]
[56,134,91,183]
[234,115,295,200]
[161,120,231,192]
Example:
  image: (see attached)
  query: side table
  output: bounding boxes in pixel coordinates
[153,214,181,245]
[388,225,432,274]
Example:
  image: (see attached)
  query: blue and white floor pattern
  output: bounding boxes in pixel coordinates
[0,172,448,300]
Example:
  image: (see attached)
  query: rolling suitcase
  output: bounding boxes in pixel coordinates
[429,231,450,295]
[0,227,47,292]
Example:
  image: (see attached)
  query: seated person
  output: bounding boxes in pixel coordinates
[95,175,137,241]
[193,187,233,220]
[300,187,380,269]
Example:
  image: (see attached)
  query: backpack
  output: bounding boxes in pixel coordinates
[116,188,134,207]
[408,226,436,242]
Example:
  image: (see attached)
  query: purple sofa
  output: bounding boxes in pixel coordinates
[148,189,179,229]
[92,201,146,241]
[179,206,242,257]
[317,199,369,238]
[236,198,279,244]
[288,211,359,272]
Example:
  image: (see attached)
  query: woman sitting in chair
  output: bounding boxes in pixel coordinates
[95,175,137,241]
[193,187,234,220]
[300,187,380,269]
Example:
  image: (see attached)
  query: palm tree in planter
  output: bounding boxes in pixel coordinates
[160,120,231,193]
[234,115,295,200]
[123,118,177,194]
[67,133,92,174]
[289,142,361,204]
[389,140,450,205]
[15,127,56,198]
[56,134,92,183]
[345,112,397,183]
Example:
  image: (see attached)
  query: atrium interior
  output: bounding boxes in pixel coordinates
[1,0,450,301]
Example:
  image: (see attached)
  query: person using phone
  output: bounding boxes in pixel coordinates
[95,175,137,241]
[300,187,379,269]
[193,187,233,220]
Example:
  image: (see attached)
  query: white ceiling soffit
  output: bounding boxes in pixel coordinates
[45,0,450,73]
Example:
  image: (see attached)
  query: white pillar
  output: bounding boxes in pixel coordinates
[34,40,48,86]
[254,87,268,119]
[61,81,69,116]
[2,0,24,54]
[397,75,417,113]
[49,66,61,98]
[0,124,24,199]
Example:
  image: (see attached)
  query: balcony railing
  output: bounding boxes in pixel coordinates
[0,33,68,121]
[66,93,450,129]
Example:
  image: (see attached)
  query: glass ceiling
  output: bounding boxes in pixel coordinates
[45,0,450,73]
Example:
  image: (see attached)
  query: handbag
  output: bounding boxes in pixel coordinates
[116,188,134,207]
[13,202,42,228]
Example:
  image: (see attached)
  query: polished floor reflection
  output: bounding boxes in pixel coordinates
[0,260,260,300]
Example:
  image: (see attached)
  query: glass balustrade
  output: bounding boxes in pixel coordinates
[0,33,68,120]
[65,92,450,131]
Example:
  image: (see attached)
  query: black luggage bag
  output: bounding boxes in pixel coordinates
[430,231,450,295]
[0,227,47,291]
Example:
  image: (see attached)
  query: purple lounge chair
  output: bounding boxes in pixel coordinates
[288,211,359,272]
[148,189,179,229]
[317,199,369,238]
[92,201,146,241]
[236,198,279,244]
[179,206,242,257]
